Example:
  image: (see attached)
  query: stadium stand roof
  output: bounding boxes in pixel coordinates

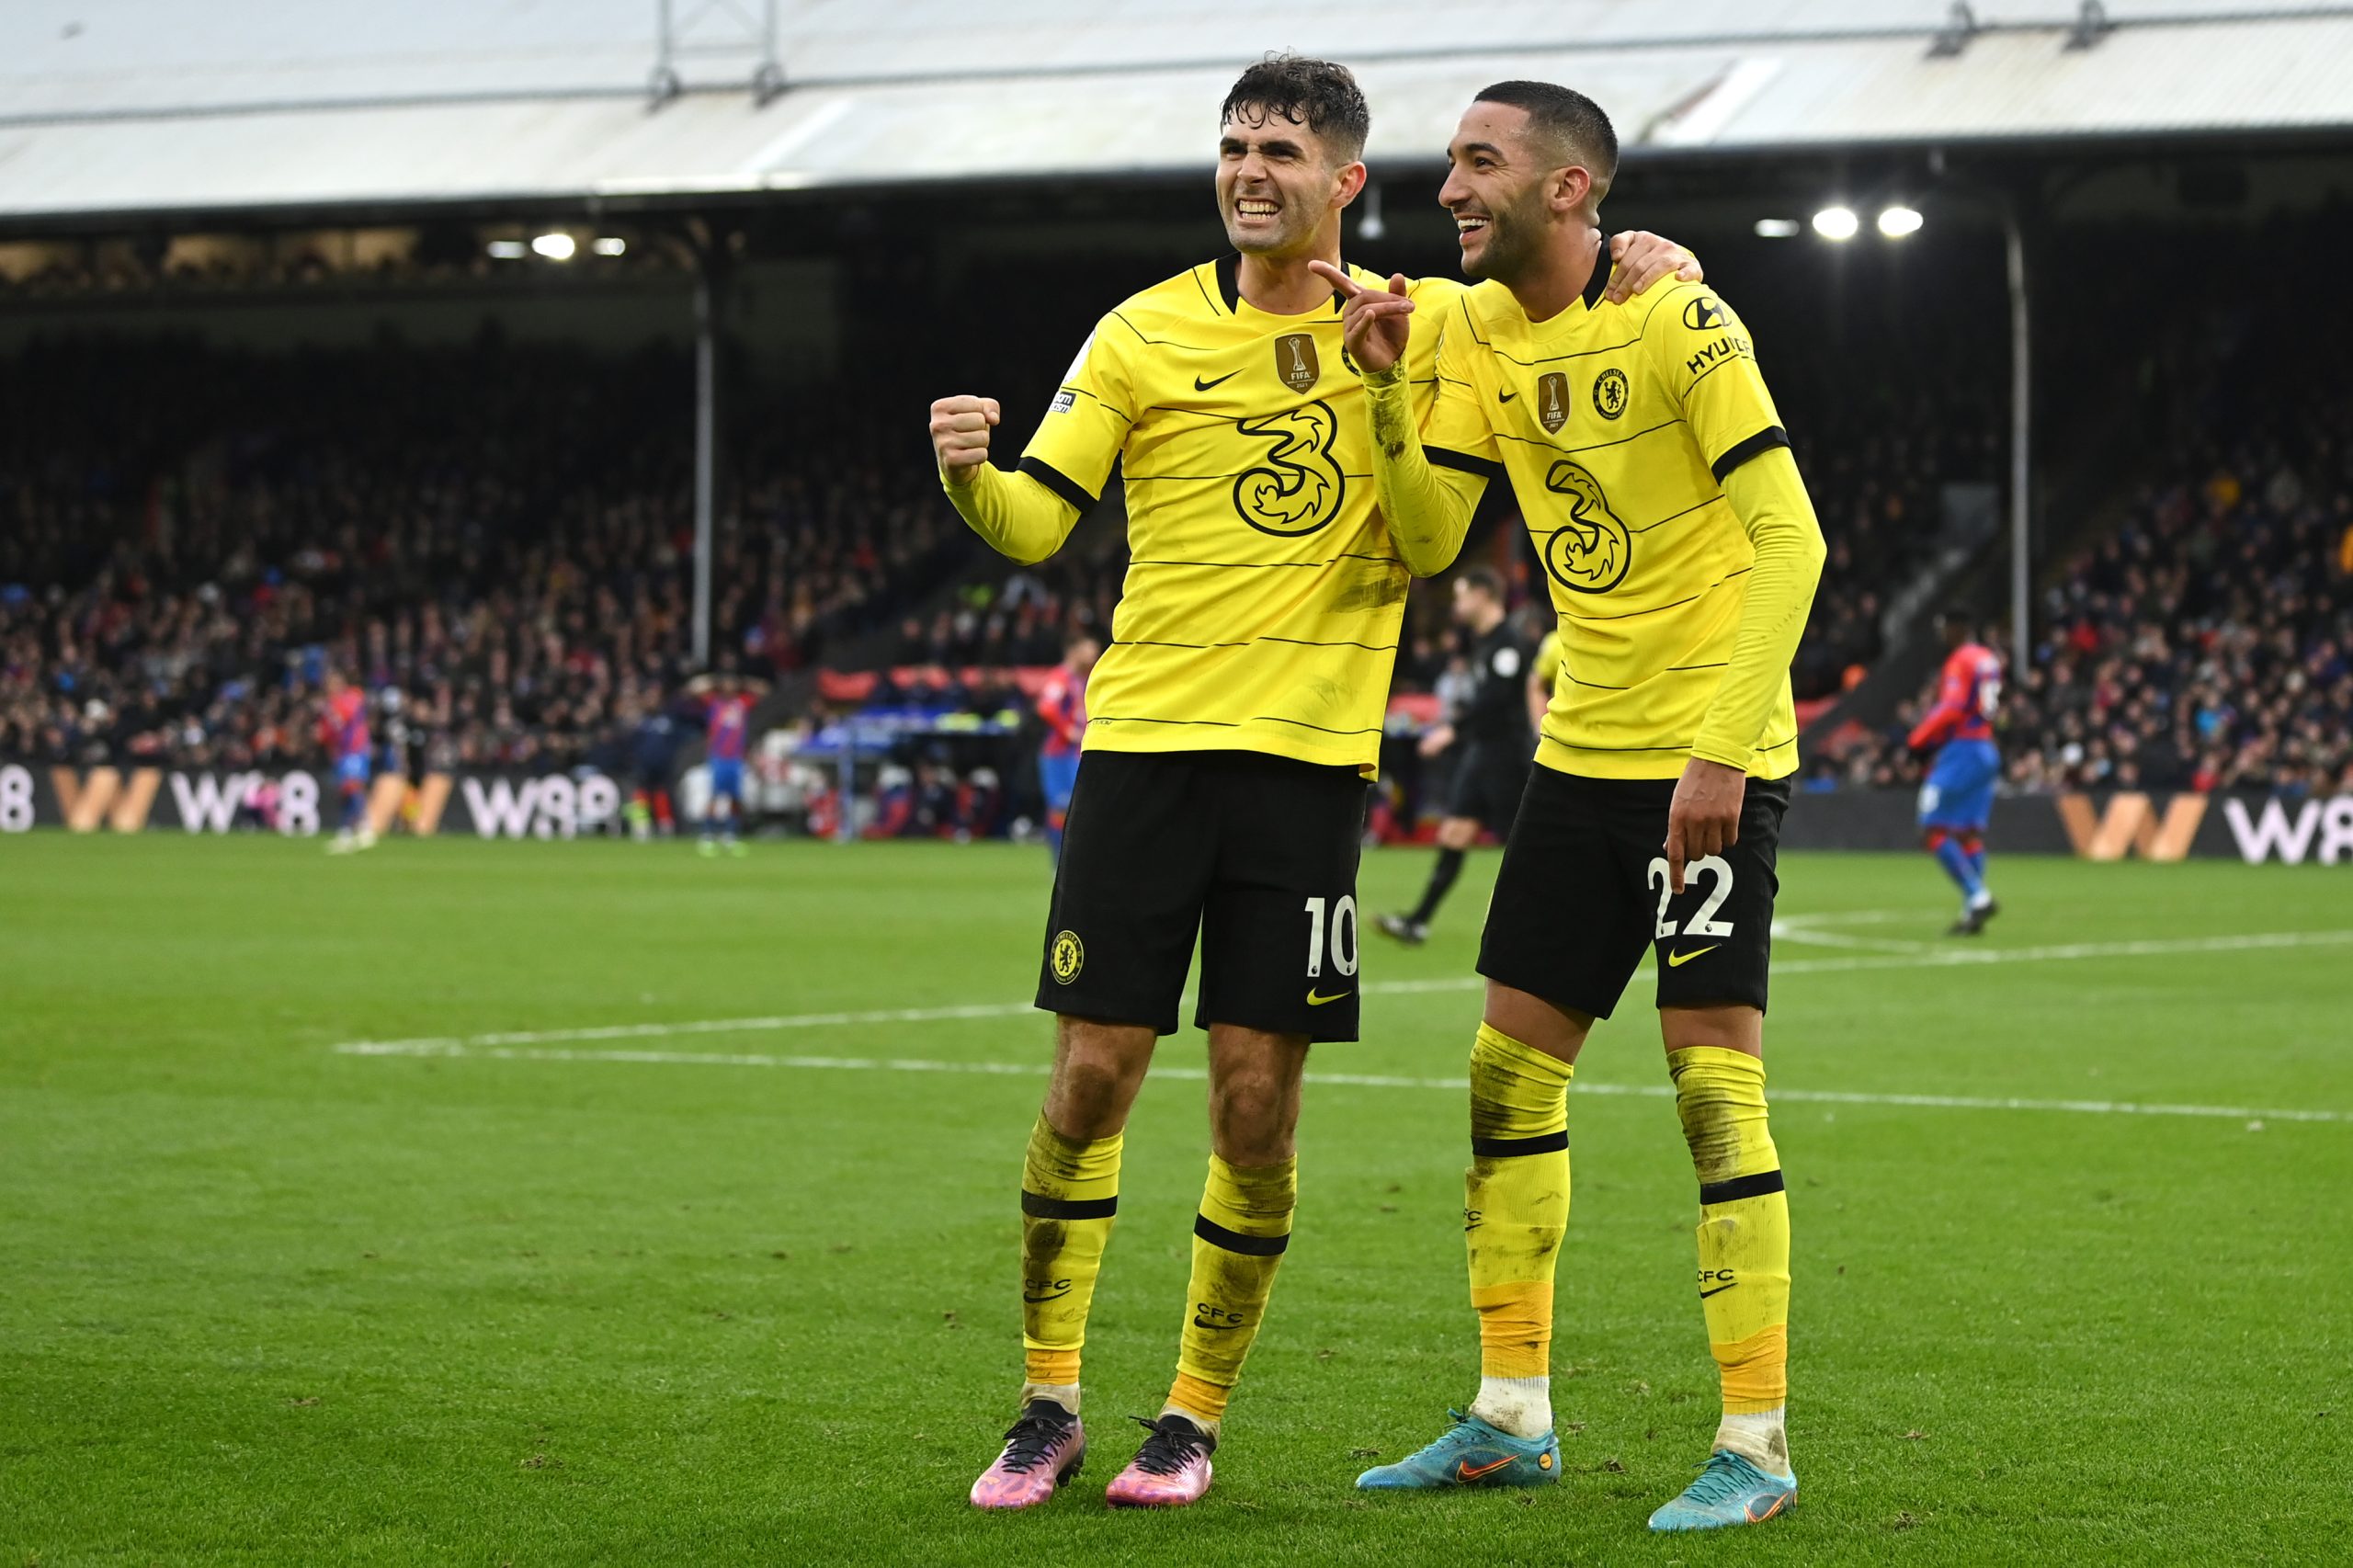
[3,1,2351,222]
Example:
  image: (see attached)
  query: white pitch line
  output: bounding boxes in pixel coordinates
[1776,926,2353,977]
[1772,924,1931,954]
[325,927,2353,1055]
[1778,909,1921,926]
[330,1040,2353,1125]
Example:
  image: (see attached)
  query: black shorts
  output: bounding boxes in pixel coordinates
[1478,767,1791,1018]
[1444,741,1529,834]
[1038,750,1370,1042]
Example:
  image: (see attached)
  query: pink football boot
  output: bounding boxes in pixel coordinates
[1104,1414,1216,1507]
[969,1399,1086,1510]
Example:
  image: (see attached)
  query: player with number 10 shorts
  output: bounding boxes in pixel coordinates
[927,56,1700,1513]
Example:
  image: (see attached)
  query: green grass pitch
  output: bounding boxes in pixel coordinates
[3,834,2348,1565]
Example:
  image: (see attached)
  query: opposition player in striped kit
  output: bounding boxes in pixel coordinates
[320,669,376,855]
[687,672,765,858]
[1908,609,2005,934]
[1034,631,1097,864]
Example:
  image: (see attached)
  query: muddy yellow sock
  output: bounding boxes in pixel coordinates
[1669,1045,1791,1472]
[1464,1022,1573,1439]
[1166,1153,1295,1435]
[1018,1113,1121,1413]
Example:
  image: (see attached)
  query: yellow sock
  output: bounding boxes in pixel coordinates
[1669,1046,1791,1470]
[1167,1153,1295,1432]
[1465,1023,1572,1437]
[1018,1114,1121,1407]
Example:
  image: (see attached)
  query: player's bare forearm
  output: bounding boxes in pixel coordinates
[941,462,1081,567]
[1689,447,1827,769]
[1363,369,1475,577]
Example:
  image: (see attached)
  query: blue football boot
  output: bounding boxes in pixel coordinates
[1647,1449,1797,1530]
[1355,1409,1560,1490]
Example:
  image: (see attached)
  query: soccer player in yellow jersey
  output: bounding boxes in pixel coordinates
[1318,80,1824,1532]
[930,56,1700,1511]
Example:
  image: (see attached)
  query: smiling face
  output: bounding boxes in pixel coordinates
[1438,100,1594,284]
[1216,107,1364,261]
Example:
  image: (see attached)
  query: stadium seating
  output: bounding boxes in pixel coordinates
[0,337,957,772]
[1825,382,2353,796]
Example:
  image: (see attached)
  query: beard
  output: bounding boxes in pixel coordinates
[1463,187,1546,282]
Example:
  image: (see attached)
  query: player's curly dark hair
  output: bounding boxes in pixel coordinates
[1221,54,1370,165]
[1475,80,1618,198]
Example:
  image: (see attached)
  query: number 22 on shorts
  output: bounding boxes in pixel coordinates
[1646,855,1736,941]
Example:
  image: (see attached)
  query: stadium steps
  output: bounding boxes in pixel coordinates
[1800,378,2157,750]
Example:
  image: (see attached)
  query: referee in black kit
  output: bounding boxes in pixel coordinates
[1380,567,1534,945]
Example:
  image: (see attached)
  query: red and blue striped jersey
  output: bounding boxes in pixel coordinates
[324,688,370,760]
[1037,665,1088,759]
[1909,642,2003,749]
[705,693,754,762]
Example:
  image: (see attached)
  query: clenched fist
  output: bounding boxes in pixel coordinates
[930,395,1001,485]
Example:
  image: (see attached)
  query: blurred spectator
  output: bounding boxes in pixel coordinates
[1835,425,2353,797]
[0,336,964,773]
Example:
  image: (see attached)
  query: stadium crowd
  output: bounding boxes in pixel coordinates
[12,240,2347,811]
[0,337,958,773]
[1831,403,2353,797]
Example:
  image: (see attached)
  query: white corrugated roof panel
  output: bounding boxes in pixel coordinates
[2,1,2349,221]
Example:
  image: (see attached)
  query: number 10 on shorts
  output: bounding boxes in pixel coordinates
[1303,895,1359,980]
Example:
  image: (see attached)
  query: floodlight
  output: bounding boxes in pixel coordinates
[1812,206,1859,241]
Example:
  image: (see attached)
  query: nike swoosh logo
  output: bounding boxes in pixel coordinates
[1458,1455,1517,1482]
[1023,1289,1073,1303]
[1194,370,1240,391]
[1698,1283,1736,1299]
[1497,391,1518,403]
[1666,946,1720,968]
[1305,989,1352,1006]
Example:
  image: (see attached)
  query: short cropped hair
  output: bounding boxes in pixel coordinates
[1473,80,1618,197]
[1458,566,1506,603]
[1222,54,1370,165]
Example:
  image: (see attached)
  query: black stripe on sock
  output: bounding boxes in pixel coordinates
[1471,1130,1570,1158]
[1022,1190,1118,1221]
[1194,1213,1290,1256]
[1699,1169,1785,1206]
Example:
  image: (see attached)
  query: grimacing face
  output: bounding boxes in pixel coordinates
[1438,101,1571,284]
[1216,107,1359,259]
